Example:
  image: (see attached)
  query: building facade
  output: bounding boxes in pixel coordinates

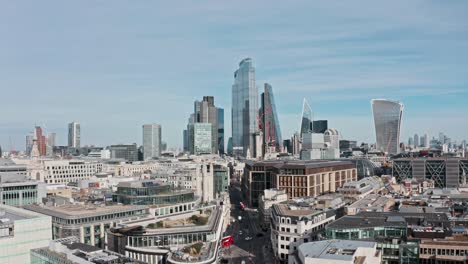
[68,121,81,148]
[312,120,328,134]
[371,99,404,155]
[24,204,149,248]
[232,58,258,157]
[143,124,162,160]
[243,160,357,207]
[261,83,283,155]
[109,144,138,162]
[0,173,42,206]
[0,204,52,264]
[271,203,336,262]
[42,159,103,184]
[393,158,468,188]
[189,123,213,155]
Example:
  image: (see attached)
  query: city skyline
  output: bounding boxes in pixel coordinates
[1,1,468,149]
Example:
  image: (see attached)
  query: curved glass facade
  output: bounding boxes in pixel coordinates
[371,99,404,155]
[261,83,283,153]
[300,98,313,135]
[232,58,258,157]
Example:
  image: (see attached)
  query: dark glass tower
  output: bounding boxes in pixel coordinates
[218,108,224,154]
[261,83,282,154]
[312,120,328,133]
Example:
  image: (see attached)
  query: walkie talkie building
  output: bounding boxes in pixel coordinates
[371,99,404,155]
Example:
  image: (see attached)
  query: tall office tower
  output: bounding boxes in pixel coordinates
[312,120,328,133]
[300,98,313,135]
[371,99,404,155]
[188,123,212,155]
[408,137,414,147]
[414,134,419,148]
[218,108,225,154]
[68,121,81,148]
[423,133,429,148]
[194,96,219,154]
[26,134,34,154]
[232,58,258,157]
[47,132,56,148]
[227,137,233,156]
[183,129,189,152]
[283,139,292,153]
[260,83,282,154]
[292,132,301,156]
[35,126,46,156]
[142,124,162,160]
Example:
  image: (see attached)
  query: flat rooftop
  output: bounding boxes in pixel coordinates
[0,204,49,223]
[298,240,376,261]
[246,159,355,169]
[0,172,37,185]
[24,204,147,219]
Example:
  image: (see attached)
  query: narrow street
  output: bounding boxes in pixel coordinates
[219,178,273,264]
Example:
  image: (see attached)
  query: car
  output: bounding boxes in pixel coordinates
[244,236,252,241]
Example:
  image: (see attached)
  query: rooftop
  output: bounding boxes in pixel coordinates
[24,204,147,219]
[327,212,449,229]
[0,172,37,185]
[246,159,355,169]
[298,240,376,261]
[0,204,49,223]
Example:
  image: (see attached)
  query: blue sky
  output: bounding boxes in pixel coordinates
[1,1,467,150]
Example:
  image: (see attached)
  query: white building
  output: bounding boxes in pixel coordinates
[271,203,336,262]
[259,189,288,228]
[290,240,381,264]
[88,149,111,159]
[68,121,81,148]
[143,124,162,160]
[42,159,102,184]
[0,204,52,264]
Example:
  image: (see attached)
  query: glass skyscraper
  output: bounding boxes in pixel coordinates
[300,98,313,135]
[371,99,404,155]
[261,83,282,153]
[218,108,224,154]
[142,124,162,160]
[232,58,258,157]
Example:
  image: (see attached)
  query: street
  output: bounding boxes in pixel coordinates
[219,178,274,264]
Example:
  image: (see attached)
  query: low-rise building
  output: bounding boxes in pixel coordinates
[42,159,103,184]
[346,194,395,215]
[338,176,384,201]
[259,189,288,228]
[0,172,45,206]
[31,236,145,264]
[289,240,381,264]
[0,204,52,264]
[271,202,336,262]
[24,203,149,248]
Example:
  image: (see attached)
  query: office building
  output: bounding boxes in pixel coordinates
[227,137,233,156]
[392,157,468,188]
[47,132,56,148]
[312,120,328,134]
[261,83,283,155]
[0,172,43,206]
[214,165,229,195]
[339,140,357,152]
[35,126,47,156]
[24,203,149,247]
[414,133,419,148]
[324,128,339,149]
[292,132,301,156]
[408,137,414,147]
[271,202,337,262]
[194,96,219,154]
[142,124,162,160]
[232,58,258,157]
[326,212,449,264]
[31,237,145,264]
[258,189,288,228]
[300,99,313,135]
[183,129,189,152]
[26,134,34,155]
[109,144,138,162]
[68,121,81,148]
[112,180,196,206]
[371,99,404,155]
[0,204,52,264]
[338,176,384,201]
[42,159,102,184]
[243,160,357,207]
[290,240,381,264]
[189,123,213,155]
[218,108,224,154]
